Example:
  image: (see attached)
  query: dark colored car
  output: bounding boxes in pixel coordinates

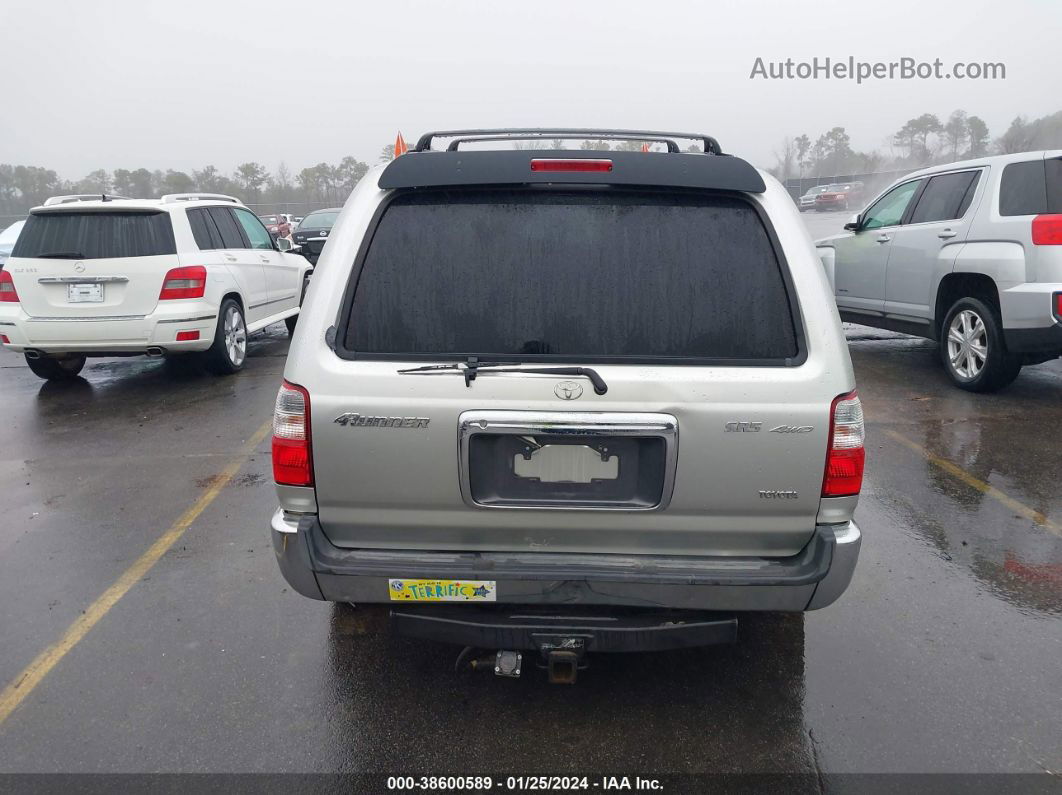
[291,208,341,264]
[258,214,291,238]
[814,182,864,211]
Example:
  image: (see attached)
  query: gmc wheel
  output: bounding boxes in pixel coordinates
[940,297,1022,392]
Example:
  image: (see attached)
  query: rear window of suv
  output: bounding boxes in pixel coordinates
[341,191,801,363]
[12,211,176,259]
[999,158,1062,216]
[297,212,339,231]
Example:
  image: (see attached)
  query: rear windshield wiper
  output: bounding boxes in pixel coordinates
[36,251,87,259]
[398,357,608,395]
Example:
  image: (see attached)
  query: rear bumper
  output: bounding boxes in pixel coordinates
[0,302,217,354]
[1004,322,1062,355]
[292,237,325,264]
[999,284,1062,355]
[270,510,861,612]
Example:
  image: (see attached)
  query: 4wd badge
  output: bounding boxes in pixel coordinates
[770,425,814,434]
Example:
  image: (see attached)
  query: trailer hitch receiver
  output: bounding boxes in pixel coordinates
[546,650,580,685]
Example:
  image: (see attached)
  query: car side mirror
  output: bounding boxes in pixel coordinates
[276,237,294,252]
[843,213,861,232]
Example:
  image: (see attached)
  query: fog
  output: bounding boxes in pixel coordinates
[2,0,1057,176]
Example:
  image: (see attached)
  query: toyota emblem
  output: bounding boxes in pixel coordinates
[554,381,583,400]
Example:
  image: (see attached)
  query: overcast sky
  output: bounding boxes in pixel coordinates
[3,0,1059,179]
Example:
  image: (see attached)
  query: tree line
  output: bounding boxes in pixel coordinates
[4,112,1060,220]
[0,155,381,220]
[0,139,684,220]
[771,108,1062,181]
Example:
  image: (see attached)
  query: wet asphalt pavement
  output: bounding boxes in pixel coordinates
[0,211,1060,784]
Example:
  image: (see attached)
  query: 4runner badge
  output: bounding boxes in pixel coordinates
[333,412,430,429]
[759,490,799,499]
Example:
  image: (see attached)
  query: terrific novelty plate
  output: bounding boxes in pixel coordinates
[388,579,497,602]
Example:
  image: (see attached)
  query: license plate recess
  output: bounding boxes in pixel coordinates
[68,283,104,303]
[459,411,678,510]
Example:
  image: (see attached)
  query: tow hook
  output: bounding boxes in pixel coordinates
[535,636,589,684]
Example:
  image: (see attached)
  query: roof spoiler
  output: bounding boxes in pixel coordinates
[379,150,766,193]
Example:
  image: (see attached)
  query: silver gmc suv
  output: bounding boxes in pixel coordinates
[817,151,1062,392]
[269,128,864,681]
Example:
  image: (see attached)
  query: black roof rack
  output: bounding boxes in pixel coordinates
[414,128,724,155]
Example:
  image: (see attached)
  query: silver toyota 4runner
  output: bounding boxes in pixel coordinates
[269,129,864,680]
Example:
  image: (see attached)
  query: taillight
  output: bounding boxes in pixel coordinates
[272,381,313,486]
[822,390,865,497]
[1054,292,1062,322]
[159,266,207,300]
[0,270,19,303]
[530,158,613,173]
[1032,214,1062,245]
[175,330,200,341]
[0,334,9,344]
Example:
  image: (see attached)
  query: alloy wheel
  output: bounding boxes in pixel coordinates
[224,306,247,367]
[947,309,987,379]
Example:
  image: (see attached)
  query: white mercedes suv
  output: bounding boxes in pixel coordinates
[0,193,313,380]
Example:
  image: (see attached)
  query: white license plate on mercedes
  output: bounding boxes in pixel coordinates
[68,283,103,303]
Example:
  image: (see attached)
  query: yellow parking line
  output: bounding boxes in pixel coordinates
[884,429,1062,538]
[0,419,273,727]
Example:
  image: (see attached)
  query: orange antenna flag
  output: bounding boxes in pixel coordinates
[640,142,651,153]
[394,131,409,157]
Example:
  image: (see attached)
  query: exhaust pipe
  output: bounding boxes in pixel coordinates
[146,347,165,358]
[24,349,42,360]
